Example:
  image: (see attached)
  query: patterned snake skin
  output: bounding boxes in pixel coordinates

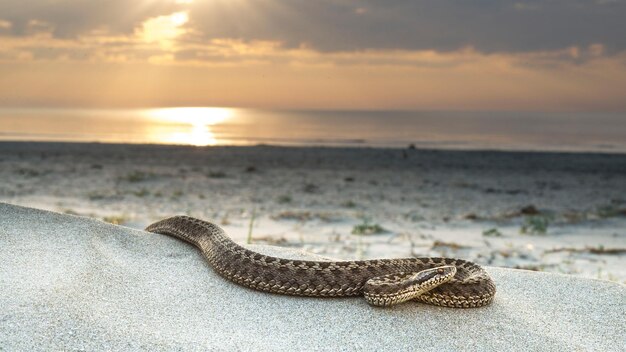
[146,216,496,308]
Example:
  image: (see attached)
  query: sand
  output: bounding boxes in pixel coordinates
[1,142,625,283]
[0,203,624,351]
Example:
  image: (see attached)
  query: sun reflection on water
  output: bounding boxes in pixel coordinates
[146,107,233,146]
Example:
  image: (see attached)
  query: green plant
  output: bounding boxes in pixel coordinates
[16,168,40,177]
[596,204,625,218]
[132,188,149,197]
[352,219,385,235]
[482,228,503,237]
[342,200,357,208]
[277,195,292,204]
[122,171,149,182]
[520,215,551,235]
[207,171,227,178]
[87,191,106,200]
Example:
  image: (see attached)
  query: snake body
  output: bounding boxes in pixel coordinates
[146,216,496,308]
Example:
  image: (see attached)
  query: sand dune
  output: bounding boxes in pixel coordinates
[1,203,624,351]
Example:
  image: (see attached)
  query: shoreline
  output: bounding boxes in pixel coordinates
[1,141,625,283]
[2,139,626,155]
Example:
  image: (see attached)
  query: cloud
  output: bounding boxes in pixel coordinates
[0,0,181,38]
[0,0,624,55]
[184,0,626,53]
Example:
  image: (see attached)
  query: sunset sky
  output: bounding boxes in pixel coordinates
[1,0,625,111]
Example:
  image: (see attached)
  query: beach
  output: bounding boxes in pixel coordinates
[1,141,625,282]
[2,202,624,351]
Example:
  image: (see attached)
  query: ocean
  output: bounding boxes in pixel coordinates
[0,107,625,153]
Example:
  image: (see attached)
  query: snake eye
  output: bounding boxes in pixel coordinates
[437,268,444,274]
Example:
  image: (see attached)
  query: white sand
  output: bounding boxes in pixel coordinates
[1,203,624,351]
[1,142,625,282]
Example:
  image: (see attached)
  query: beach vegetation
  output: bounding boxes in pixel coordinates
[513,264,546,271]
[63,209,80,215]
[595,204,626,218]
[482,228,503,237]
[520,215,551,235]
[303,183,320,193]
[102,215,128,225]
[171,189,183,198]
[16,167,41,177]
[273,210,312,221]
[247,208,256,244]
[87,191,106,200]
[464,213,480,220]
[432,240,469,250]
[132,188,149,197]
[342,200,357,208]
[272,210,338,222]
[403,211,425,222]
[352,219,386,235]
[207,171,227,178]
[121,170,150,182]
[277,195,292,204]
[220,213,231,226]
[563,211,586,223]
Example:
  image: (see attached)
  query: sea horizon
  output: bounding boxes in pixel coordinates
[1,107,625,153]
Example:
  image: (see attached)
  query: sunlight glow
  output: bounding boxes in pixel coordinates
[141,11,188,45]
[170,12,189,27]
[147,107,233,146]
[149,107,232,126]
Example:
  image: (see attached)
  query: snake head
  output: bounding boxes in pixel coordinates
[407,265,457,293]
[363,265,457,307]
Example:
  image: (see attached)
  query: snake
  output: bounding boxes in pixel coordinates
[145,216,496,308]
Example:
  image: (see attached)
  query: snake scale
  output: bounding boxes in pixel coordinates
[146,216,496,308]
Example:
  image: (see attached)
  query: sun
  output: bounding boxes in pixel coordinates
[170,12,189,27]
[148,107,232,126]
[146,107,233,146]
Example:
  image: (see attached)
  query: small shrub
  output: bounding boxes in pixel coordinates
[16,168,40,177]
[102,215,128,225]
[520,215,551,235]
[277,195,292,204]
[482,228,503,237]
[87,191,106,200]
[342,200,357,208]
[596,204,625,218]
[122,171,149,183]
[303,183,320,194]
[132,188,149,197]
[352,220,386,235]
[207,171,227,179]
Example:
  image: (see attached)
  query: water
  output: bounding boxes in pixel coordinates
[0,107,625,152]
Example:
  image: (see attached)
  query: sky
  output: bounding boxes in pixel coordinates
[0,0,625,111]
